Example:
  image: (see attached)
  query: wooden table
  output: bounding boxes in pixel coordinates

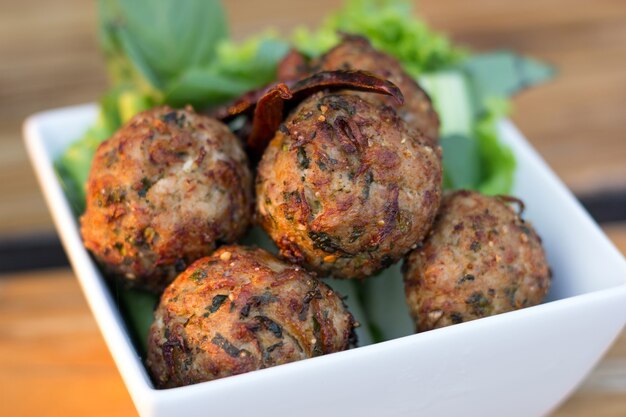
[1,0,625,416]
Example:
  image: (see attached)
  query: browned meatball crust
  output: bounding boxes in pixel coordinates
[256,92,442,279]
[404,190,551,331]
[313,35,440,144]
[80,106,253,292]
[146,245,355,388]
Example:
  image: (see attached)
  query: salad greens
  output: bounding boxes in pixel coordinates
[57,0,554,215]
[292,0,464,75]
[55,0,555,349]
[99,0,228,92]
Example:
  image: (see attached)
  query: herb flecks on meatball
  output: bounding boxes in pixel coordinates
[313,34,440,144]
[146,245,355,388]
[256,93,442,279]
[80,106,253,292]
[403,190,551,331]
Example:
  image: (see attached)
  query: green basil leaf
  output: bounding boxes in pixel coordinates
[99,0,228,89]
[164,68,259,108]
[164,36,290,108]
[462,51,556,111]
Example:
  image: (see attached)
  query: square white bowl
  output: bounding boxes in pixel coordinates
[24,104,626,417]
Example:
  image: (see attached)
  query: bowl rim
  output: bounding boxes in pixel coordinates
[22,103,626,404]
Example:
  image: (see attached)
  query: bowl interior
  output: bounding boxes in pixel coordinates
[24,104,626,389]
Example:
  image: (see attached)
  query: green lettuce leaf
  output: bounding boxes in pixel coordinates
[476,98,516,195]
[293,0,465,76]
[55,86,154,215]
[116,288,158,356]
[165,35,290,108]
[99,0,228,90]
[463,51,556,115]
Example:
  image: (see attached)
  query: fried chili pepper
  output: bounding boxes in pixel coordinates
[214,70,404,155]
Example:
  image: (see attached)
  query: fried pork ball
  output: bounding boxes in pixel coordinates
[146,245,355,388]
[256,92,442,279]
[403,190,551,331]
[314,35,440,144]
[80,106,253,292]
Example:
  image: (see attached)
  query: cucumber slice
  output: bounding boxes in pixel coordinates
[419,70,474,137]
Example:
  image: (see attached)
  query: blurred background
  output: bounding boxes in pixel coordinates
[1,0,625,416]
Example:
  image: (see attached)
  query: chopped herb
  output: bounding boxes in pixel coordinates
[397,211,411,233]
[137,177,153,197]
[211,333,248,358]
[299,286,323,321]
[177,113,186,127]
[113,242,125,255]
[322,95,356,115]
[362,171,374,200]
[349,226,365,243]
[297,147,310,169]
[240,303,251,318]
[204,294,228,316]
[105,188,126,205]
[281,191,302,222]
[308,230,344,254]
[504,286,518,307]
[161,111,178,123]
[465,291,491,316]
[282,190,302,203]
[458,274,475,284]
[308,196,321,214]
[470,241,481,252]
[266,341,283,353]
[450,312,464,324]
[189,269,207,283]
[240,291,277,318]
[311,315,323,356]
[255,315,283,338]
[278,124,290,135]
[262,341,284,365]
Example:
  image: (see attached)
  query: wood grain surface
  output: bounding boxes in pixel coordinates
[1,0,625,416]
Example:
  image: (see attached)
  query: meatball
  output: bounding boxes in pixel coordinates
[313,35,440,144]
[80,106,253,292]
[403,190,551,331]
[146,245,355,388]
[256,92,442,279]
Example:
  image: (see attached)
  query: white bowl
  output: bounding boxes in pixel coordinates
[24,104,626,417]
